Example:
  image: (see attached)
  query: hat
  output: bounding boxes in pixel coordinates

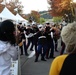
[38,24,43,28]
[26,23,31,26]
[32,21,36,25]
[45,21,50,24]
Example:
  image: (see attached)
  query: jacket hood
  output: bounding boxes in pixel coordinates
[0,41,11,55]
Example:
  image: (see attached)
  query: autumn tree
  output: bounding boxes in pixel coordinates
[0,0,23,15]
[0,0,3,3]
[48,0,71,16]
[7,0,23,14]
[47,0,71,16]
[48,0,75,22]
[28,10,40,23]
[0,0,6,13]
[48,0,62,16]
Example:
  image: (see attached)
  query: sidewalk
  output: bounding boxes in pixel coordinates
[20,39,61,67]
[20,50,35,67]
[20,38,62,75]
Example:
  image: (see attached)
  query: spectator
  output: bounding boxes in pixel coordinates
[0,20,18,75]
[49,22,76,75]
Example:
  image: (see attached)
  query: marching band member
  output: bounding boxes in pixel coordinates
[45,22,55,59]
[25,23,34,51]
[32,22,39,55]
[35,24,47,62]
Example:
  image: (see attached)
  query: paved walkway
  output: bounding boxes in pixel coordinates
[20,38,62,75]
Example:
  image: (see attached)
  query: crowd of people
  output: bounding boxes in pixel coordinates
[16,20,66,62]
[0,19,67,75]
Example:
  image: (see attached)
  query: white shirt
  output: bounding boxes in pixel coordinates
[0,41,18,75]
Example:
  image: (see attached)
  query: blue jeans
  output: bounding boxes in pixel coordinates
[37,44,47,58]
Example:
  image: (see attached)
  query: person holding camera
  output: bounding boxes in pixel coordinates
[0,20,18,75]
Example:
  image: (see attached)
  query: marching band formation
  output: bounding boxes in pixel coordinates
[0,19,67,75]
[17,21,65,62]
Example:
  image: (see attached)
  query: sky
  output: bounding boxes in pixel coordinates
[73,0,76,2]
[19,0,49,14]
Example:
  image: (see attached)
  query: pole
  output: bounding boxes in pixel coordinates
[71,0,76,21]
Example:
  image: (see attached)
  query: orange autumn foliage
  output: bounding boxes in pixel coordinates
[48,0,71,17]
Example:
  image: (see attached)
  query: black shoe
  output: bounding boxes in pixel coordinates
[46,57,49,59]
[41,58,47,61]
[30,49,34,51]
[35,60,38,62]
[49,56,55,59]
[35,59,38,62]
[55,50,58,52]
[20,54,23,56]
[25,53,29,56]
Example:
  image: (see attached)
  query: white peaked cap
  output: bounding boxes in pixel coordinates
[27,23,30,26]
[45,21,50,24]
[38,24,43,28]
[32,21,36,25]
